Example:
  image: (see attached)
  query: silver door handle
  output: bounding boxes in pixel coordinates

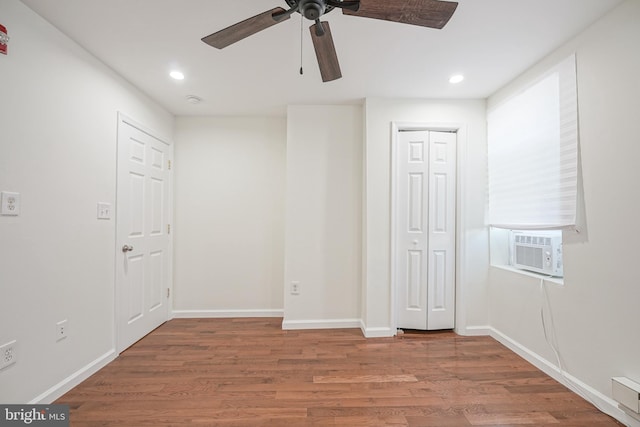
[122,245,134,253]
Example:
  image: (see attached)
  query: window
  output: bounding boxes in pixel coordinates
[488,54,578,230]
[488,55,579,277]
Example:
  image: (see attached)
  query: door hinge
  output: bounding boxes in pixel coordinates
[168,160,172,170]
[167,224,171,234]
[167,288,170,298]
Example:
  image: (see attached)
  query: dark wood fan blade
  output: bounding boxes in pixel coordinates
[310,21,342,82]
[202,7,289,49]
[343,0,458,29]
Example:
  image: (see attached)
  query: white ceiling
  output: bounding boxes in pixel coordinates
[20,0,623,116]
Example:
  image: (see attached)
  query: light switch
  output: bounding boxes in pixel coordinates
[97,202,111,220]
[1,192,20,216]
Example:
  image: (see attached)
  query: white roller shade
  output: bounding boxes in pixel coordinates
[488,54,578,229]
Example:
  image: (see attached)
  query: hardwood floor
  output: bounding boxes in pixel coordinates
[56,318,623,426]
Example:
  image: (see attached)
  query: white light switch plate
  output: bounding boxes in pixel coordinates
[97,202,111,220]
[1,192,20,216]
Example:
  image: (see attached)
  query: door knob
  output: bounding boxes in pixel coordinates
[412,240,419,245]
[122,245,134,253]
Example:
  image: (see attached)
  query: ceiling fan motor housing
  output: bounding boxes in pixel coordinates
[298,0,326,20]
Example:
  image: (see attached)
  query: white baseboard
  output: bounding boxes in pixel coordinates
[489,327,639,427]
[172,309,284,318]
[359,320,395,338]
[282,318,361,330]
[30,349,117,404]
[457,325,491,336]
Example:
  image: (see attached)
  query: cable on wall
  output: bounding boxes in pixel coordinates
[539,278,607,414]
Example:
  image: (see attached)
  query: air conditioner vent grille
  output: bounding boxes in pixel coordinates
[511,231,563,277]
[516,245,544,269]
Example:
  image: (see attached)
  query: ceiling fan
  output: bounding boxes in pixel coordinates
[202,0,458,82]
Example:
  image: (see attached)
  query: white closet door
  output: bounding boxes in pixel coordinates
[425,131,456,330]
[396,130,456,330]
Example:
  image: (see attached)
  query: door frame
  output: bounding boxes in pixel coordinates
[114,112,174,354]
[390,122,467,334]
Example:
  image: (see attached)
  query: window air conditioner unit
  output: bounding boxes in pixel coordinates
[511,231,563,277]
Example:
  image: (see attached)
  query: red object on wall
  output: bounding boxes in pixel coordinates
[0,24,8,55]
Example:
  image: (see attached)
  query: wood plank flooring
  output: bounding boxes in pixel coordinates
[56,318,623,426]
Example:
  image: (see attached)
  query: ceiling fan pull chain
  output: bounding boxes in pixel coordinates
[300,13,304,75]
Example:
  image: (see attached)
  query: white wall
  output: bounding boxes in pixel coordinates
[283,105,363,328]
[0,1,173,403]
[362,98,489,337]
[487,1,640,424]
[173,117,285,316]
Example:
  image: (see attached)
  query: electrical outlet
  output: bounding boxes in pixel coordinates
[1,191,20,216]
[290,281,300,295]
[0,340,17,370]
[56,320,68,341]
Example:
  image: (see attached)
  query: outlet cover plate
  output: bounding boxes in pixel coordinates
[290,281,300,295]
[1,192,20,216]
[97,202,111,220]
[0,340,17,370]
[56,320,68,341]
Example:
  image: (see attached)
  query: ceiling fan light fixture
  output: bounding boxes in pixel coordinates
[170,70,185,80]
[449,74,464,84]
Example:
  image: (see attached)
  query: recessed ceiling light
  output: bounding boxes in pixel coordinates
[449,74,464,84]
[170,70,185,80]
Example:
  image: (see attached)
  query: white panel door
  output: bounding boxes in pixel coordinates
[116,114,171,352]
[426,131,456,330]
[397,131,430,330]
[396,130,456,330]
